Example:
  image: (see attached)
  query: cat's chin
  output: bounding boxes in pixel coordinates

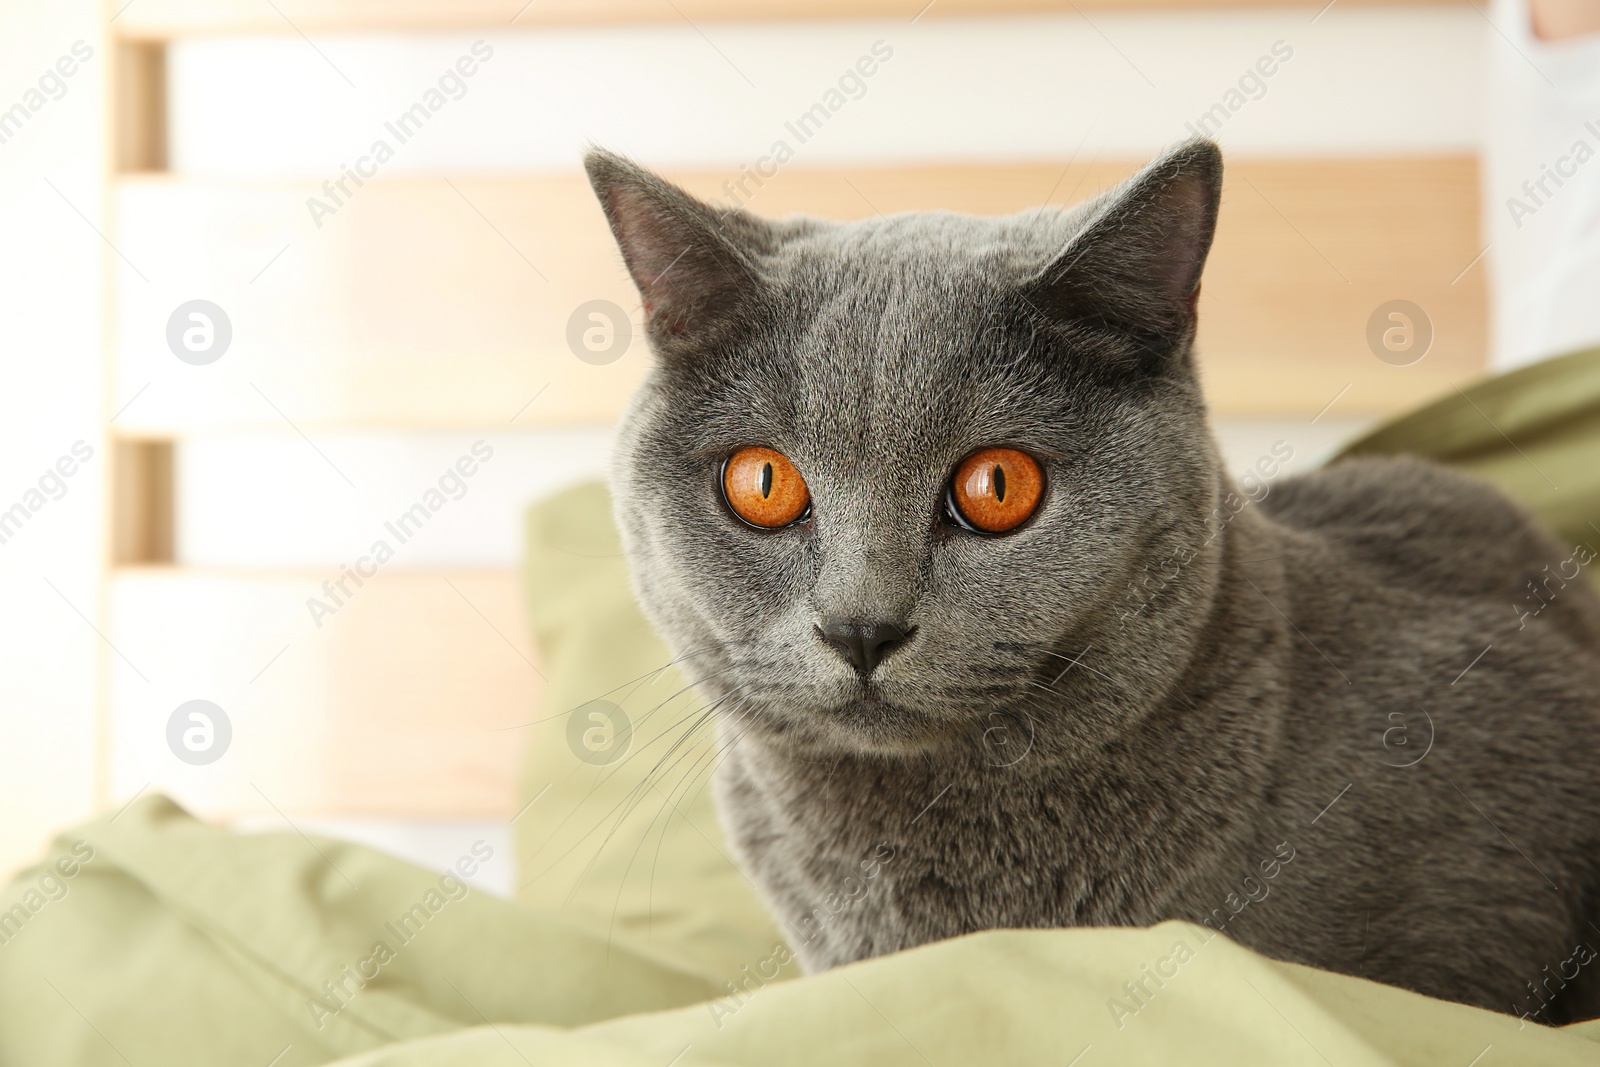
[754,689,965,757]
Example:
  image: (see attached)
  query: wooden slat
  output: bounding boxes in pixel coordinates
[110,439,173,564]
[112,157,1484,430]
[106,568,536,818]
[113,40,165,172]
[112,0,1469,38]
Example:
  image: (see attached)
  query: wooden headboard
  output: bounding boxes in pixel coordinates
[99,0,1482,823]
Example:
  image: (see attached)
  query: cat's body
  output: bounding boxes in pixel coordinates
[586,141,1600,1022]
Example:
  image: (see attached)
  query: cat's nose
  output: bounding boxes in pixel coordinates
[816,618,915,678]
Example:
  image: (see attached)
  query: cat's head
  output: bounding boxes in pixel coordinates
[588,142,1225,759]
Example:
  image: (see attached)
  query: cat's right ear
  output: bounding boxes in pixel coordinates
[584,148,764,351]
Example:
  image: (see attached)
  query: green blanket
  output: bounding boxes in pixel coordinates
[8,799,1600,1065]
[7,348,1600,1065]
[1335,345,1600,550]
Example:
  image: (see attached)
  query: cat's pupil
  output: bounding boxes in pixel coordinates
[761,462,773,498]
[993,465,1006,502]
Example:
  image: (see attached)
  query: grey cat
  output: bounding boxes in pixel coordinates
[586,139,1600,1023]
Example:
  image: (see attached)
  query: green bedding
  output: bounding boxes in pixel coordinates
[7,797,1600,1065]
[1335,345,1600,550]
[6,349,1600,1065]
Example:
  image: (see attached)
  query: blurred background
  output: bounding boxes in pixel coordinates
[0,0,1594,890]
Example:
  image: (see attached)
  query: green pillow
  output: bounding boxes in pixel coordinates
[518,482,798,988]
[1336,345,1600,553]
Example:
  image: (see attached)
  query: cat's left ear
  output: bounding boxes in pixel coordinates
[1025,139,1222,348]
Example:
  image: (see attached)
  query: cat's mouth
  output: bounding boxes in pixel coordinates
[781,685,967,755]
[705,661,977,755]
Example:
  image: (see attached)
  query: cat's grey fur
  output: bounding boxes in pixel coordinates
[586,140,1600,1022]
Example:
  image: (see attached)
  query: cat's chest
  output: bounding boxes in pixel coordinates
[715,745,1197,968]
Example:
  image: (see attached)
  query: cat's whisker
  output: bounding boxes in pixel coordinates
[521,683,757,891]
[621,703,771,961]
[558,682,761,897]
[492,639,758,733]
[599,690,770,951]
[634,695,762,941]
[606,702,739,948]
[516,661,761,863]
[671,696,764,818]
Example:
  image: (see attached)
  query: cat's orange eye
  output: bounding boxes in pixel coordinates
[949,448,1044,533]
[723,447,811,529]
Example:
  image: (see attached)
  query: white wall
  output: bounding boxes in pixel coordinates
[175,429,612,568]
[0,1,103,875]
[168,8,1483,175]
